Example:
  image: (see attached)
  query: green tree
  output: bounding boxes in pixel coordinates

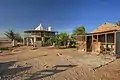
[72,26,86,39]
[5,29,16,46]
[58,32,69,47]
[15,33,23,42]
[73,26,86,35]
[5,29,23,46]
[71,26,86,47]
[46,36,59,47]
[46,32,69,47]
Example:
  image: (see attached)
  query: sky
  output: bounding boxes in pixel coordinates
[0,0,120,37]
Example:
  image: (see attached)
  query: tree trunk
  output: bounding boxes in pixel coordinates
[12,39,15,47]
[67,40,70,48]
[52,43,55,47]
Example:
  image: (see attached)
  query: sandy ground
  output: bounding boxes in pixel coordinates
[0,46,120,80]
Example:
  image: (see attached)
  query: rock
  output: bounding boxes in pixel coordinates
[44,64,49,68]
[24,62,28,66]
[31,47,37,50]
[57,53,62,56]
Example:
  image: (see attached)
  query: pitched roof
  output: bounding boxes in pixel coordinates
[35,24,44,30]
[91,22,120,33]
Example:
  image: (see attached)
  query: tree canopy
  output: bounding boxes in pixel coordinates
[73,26,86,35]
[5,29,23,42]
[71,26,86,39]
[46,26,86,48]
[5,29,16,41]
[58,32,69,42]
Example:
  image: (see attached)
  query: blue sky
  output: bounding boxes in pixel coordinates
[0,0,120,36]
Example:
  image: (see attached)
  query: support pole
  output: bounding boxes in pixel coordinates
[23,37,25,46]
[105,33,107,54]
[114,32,116,55]
[97,34,98,42]
[85,35,87,52]
[42,37,44,47]
[27,38,29,46]
[34,36,36,47]
[92,35,93,52]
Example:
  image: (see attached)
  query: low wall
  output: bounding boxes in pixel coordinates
[77,41,86,52]
[0,42,12,48]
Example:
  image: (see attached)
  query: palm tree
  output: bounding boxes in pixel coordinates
[5,29,16,46]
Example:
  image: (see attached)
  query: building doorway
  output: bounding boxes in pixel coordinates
[86,36,92,52]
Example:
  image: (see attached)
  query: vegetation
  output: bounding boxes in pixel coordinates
[5,29,23,46]
[5,30,16,40]
[46,36,58,47]
[71,26,86,47]
[46,32,69,47]
[73,26,86,35]
[15,33,23,42]
[57,32,69,47]
[46,26,86,48]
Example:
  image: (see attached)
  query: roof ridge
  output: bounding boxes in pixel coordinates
[35,24,44,30]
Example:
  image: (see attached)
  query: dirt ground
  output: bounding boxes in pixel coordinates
[0,46,120,80]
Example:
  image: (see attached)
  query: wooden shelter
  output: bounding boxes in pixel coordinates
[77,22,120,55]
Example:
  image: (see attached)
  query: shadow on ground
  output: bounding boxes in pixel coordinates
[0,61,17,72]
[0,61,31,79]
[26,64,77,80]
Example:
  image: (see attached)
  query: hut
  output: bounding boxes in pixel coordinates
[77,22,120,55]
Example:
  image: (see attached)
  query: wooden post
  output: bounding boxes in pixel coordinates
[34,35,36,47]
[85,35,87,52]
[114,32,116,55]
[42,37,44,46]
[97,34,98,42]
[26,38,29,46]
[105,33,107,43]
[92,35,93,52]
[105,33,107,54]
[23,37,25,46]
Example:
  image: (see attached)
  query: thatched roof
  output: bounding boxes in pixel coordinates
[91,22,120,33]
